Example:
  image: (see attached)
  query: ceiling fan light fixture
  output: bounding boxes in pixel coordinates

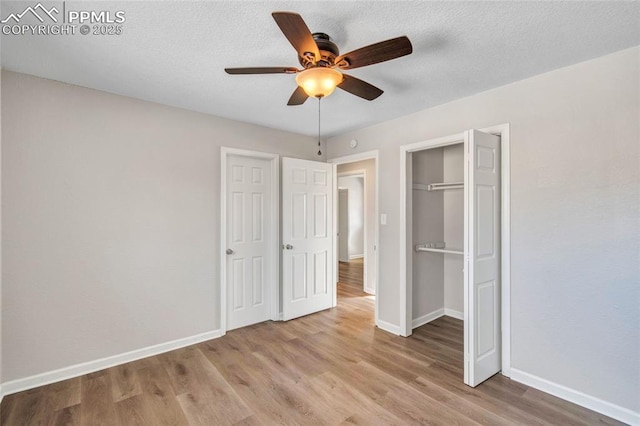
[295,67,343,98]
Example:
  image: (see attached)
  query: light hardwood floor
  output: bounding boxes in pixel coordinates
[338,258,366,295]
[1,260,622,425]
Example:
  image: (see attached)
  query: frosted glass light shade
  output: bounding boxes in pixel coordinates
[295,67,343,98]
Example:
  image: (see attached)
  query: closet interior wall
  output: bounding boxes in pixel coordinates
[412,148,444,320]
[443,144,464,317]
[412,144,464,325]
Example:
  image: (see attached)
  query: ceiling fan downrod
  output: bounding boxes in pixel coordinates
[317,97,322,156]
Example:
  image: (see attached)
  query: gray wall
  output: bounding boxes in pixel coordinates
[443,144,464,315]
[1,71,318,382]
[337,176,364,258]
[412,149,444,320]
[0,67,3,390]
[337,159,376,294]
[411,144,464,321]
[327,47,639,413]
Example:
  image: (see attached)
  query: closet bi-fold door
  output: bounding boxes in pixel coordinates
[464,129,501,387]
[282,157,334,321]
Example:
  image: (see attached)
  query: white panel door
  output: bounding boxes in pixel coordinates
[338,189,349,262]
[464,129,502,387]
[226,155,272,330]
[282,157,334,321]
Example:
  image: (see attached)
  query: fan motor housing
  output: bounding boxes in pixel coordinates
[299,33,340,68]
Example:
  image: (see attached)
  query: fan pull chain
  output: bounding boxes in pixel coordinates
[317,97,322,156]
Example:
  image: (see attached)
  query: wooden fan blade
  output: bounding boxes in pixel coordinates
[225,67,298,75]
[272,12,320,63]
[287,86,309,105]
[338,74,383,101]
[335,36,412,70]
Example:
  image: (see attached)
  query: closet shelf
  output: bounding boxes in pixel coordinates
[413,182,464,191]
[415,243,463,255]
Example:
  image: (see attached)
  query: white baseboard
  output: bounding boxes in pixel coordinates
[444,308,464,320]
[1,329,223,397]
[349,254,364,260]
[510,368,640,426]
[0,383,3,405]
[376,319,401,335]
[412,308,464,329]
[364,286,375,295]
[412,308,445,329]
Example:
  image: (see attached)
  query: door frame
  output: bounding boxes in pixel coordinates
[399,124,511,377]
[337,170,371,293]
[220,147,280,335]
[328,151,379,322]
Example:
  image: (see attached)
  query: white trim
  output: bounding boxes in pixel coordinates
[398,124,511,377]
[510,369,640,426]
[337,171,366,178]
[328,151,380,321]
[412,308,445,329]
[400,133,465,337]
[1,329,223,397]
[376,319,401,335]
[332,163,338,307]
[337,169,368,292]
[328,149,379,164]
[220,148,280,333]
[0,384,3,404]
[496,124,512,378]
[399,148,410,336]
[444,308,464,320]
[411,308,464,329]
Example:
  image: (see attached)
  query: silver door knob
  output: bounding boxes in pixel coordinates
[226,248,234,255]
[285,244,293,250]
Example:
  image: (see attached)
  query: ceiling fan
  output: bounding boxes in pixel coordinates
[225,12,413,105]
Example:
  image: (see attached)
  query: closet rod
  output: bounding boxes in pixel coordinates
[415,243,463,255]
[426,182,464,191]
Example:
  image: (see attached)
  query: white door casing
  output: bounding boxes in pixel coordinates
[329,152,379,324]
[225,154,274,330]
[338,189,349,262]
[400,123,511,384]
[336,168,372,295]
[464,129,502,387]
[282,157,335,321]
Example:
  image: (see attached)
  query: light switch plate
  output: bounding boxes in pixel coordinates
[380,213,387,225]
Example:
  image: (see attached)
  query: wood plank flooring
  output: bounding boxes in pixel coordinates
[1,260,623,425]
[338,258,365,295]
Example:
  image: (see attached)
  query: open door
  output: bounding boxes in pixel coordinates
[464,129,502,387]
[225,154,274,330]
[282,157,334,321]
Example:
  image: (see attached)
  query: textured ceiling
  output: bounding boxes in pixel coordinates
[1,1,639,137]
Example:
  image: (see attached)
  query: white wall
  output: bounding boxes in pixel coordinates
[327,47,640,417]
[1,71,319,383]
[337,159,376,294]
[337,176,364,258]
